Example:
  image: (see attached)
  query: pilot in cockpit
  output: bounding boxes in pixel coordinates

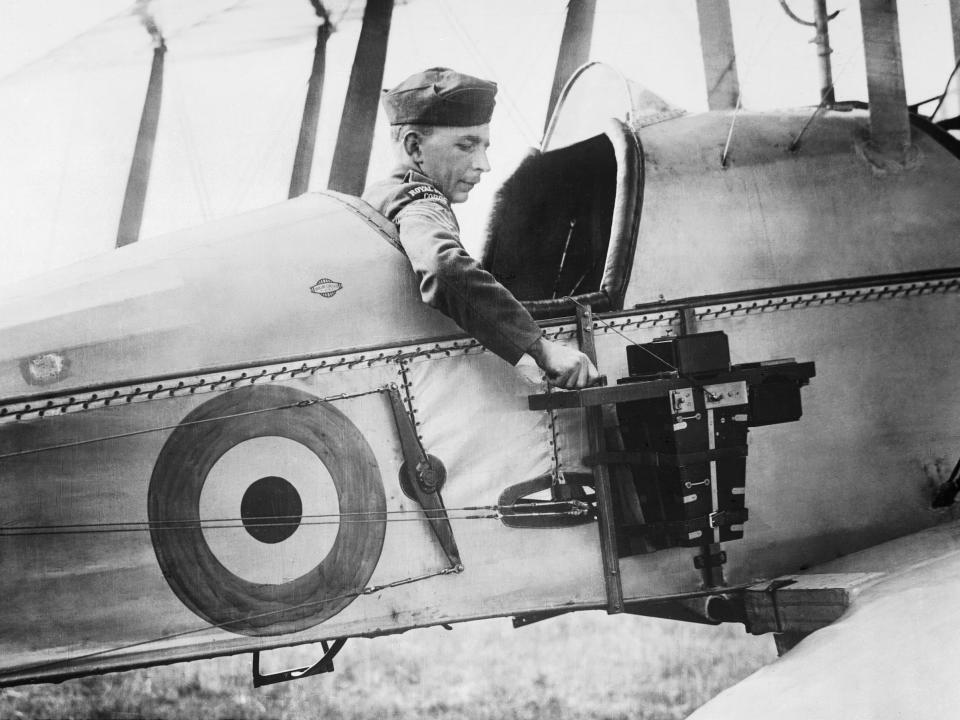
[362,67,598,389]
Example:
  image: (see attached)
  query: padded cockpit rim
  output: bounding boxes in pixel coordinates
[520,117,644,318]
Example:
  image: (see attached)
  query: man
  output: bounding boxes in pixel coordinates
[363,67,598,389]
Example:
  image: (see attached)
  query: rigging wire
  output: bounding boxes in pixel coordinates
[720,91,742,168]
[0,386,387,461]
[0,500,582,535]
[715,7,783,167]
[439,2,538,146]
[333,0,358,27]
[560,296,679,375]
[928,57,960,123]
[10,565,773,680]
[165,0,253,45]
[228,75,305,213]
[151,1,267,225]
[3,506,481,530]
[788,99,824,152]
[0,7,132,85]
[560,296,723,402]
[170,70,215,222]
[510,6,569,116]
[788,49,859,152]
[11,563,461,678]
[0,0,254,85]
[0,506,587,537]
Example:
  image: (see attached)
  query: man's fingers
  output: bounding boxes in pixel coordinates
[586,361,600,386]
[548,366,575,389]
[579,360,600,389]
[549,356,596,389]
[575,360,589,389]
[535,341,601,389]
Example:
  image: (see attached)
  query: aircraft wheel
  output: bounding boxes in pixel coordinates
[148,384,386,636]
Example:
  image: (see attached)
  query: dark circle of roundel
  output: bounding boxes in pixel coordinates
[147,384,386,637]
[240,476,303,544]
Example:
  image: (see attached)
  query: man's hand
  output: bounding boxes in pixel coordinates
[527,337,600,389]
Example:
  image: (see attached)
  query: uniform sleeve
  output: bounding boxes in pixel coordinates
[396,196,542,365]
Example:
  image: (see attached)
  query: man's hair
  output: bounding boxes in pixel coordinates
[390,123,435,143]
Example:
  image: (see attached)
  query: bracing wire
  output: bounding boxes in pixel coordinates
[228,76,306,213]
[560,296,679,374]
[439,2,539,146]
[559,296,722,402]
[928,57,960,123]
[0,502,586,537]
[510,6,569,112]
[0,7,132,85]
[0,501,587,537]
[333,0,357,27]
[12,563,461,678]
[789,49,859,152]
[12,565,771,680]
[171,74,215,222]
[716,6,788,167]
[720,91,743,168]
[0,387,387,461]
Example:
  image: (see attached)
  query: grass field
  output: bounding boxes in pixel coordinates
[0,612,776,719]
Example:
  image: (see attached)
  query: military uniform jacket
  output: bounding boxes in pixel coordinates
[362,167,541,365]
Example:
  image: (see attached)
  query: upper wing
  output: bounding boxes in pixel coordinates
[689,518,960,719]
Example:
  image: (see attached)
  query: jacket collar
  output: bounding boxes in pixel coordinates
[395,165,438,188]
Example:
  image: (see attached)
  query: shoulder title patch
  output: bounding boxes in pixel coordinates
[406,184,446,203]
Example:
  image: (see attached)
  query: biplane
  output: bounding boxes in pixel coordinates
[1,1,959,716]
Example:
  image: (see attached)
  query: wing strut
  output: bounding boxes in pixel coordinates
[116,30,165,248]
[289,6,331,198]
[328,0,394,196]
[859,0,912,157]
[544,0,597,134]
[695,0,740,111]
[950,0,960,118]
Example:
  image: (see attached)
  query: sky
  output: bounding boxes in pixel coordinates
[0,0,956,285]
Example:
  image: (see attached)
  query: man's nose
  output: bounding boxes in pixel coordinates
[475,147,491,173]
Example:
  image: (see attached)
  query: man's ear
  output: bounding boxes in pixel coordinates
[402,131,423,163]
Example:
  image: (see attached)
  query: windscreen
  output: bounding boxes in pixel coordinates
[543,62,681,151]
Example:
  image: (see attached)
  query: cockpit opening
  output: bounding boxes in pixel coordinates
[480,118,643,319]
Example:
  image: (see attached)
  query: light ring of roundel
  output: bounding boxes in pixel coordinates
[147,384,386,636]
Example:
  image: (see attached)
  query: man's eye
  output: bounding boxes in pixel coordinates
[457,143,474,151]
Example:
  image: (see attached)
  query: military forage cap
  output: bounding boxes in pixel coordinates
[382,67,497,127]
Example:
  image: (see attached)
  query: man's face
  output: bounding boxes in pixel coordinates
[415,124,491,203]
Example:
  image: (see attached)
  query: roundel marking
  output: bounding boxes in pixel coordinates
[240,475,303,544]
[198,435,341,585]
[148,384,386,637]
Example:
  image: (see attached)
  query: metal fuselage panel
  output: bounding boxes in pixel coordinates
[627,108,960,305]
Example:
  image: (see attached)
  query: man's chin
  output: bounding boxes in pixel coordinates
[453,183,480,203]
